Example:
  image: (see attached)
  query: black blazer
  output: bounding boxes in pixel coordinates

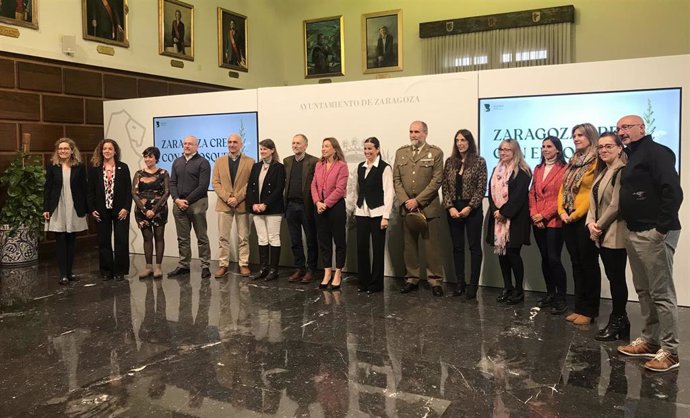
[283,153,319,209]
[43,163,88,217]
[87,162,133,214]
[246,162,285,215]
[486,168,531,248]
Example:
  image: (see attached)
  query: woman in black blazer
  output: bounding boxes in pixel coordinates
[87,139,132,281]
[247,139,286,281]
[43,138,88,285]
[486,139,532,304]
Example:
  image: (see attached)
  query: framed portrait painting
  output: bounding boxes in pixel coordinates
[0,0,37,29]
[82,0,128,47]
[218,8,247,72]
[159,0,193,61]
[362,9,402,74]
[303,16,344,79]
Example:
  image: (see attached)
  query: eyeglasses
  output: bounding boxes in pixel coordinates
[597,144,619,151]
[497,148,513,152]
[615,124,641,133]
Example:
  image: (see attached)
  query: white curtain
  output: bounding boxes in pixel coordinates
[422,23,572,74]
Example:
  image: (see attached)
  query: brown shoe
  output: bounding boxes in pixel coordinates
[239,265,251,277]
[573,315,592,325]
[288,270,305,282]
[617,338,660,358]
[565,313,580,322]
[300,271,314,284]
[644,350,680,372]
[214,266,228,278]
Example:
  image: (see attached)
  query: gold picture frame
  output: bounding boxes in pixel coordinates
[303,15,344,79]
[82,0,128,47]
[362,9,402,74]
[159,0,193,61]
[0,0,37,29]
[217,8,247,72]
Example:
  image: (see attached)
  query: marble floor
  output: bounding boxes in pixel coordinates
[1,251,689,417]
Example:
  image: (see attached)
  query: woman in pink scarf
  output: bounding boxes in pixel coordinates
[486,139,532,304]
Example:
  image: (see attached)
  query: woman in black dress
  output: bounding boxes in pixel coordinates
[88,138,132,281]
[132,147,170,279]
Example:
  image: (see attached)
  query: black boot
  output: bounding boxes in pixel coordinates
[506,288,524,305]
[594,314,630,341]
[537,292,555,308]
[253,245,270,280]
[466,284,478,300]
[265,245,281,281]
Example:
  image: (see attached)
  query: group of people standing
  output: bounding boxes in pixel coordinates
[42,113,683,373]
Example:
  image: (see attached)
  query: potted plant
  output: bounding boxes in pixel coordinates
[0,151,45,265]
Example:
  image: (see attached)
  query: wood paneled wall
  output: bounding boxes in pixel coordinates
[0,51,231,244]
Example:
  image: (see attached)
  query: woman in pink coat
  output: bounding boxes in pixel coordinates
[311,137,349,290]
[528,136,568,314]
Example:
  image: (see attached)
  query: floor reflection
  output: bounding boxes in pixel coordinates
[1,253,689,417]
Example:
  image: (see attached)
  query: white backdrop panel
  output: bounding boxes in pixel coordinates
[258,73,479,277]
[103,90,258,276]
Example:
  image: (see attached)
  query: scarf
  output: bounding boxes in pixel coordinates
[562,149,596,214]
[490,162,513,255]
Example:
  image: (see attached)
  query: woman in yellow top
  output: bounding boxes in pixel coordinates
[558,123,601,325]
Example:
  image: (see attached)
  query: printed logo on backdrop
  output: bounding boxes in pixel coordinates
[299,95,420,111]
[105,110,147,168]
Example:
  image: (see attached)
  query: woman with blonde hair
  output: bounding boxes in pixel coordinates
[311,137,349,290]
[486,138,532,304]
[43,138,88,285]
[559,123,601,325]
[247,139,286,281]
[586,131,629,340]
[88,139,132,281]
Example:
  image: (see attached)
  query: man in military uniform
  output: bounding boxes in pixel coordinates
[393,120,445,296]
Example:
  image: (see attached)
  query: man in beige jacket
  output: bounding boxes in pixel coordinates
[212,133,255,277]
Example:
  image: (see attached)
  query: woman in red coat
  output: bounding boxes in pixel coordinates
[528,136,568,314]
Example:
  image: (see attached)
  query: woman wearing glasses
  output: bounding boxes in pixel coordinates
[487,139,532,304]
[558,123,601,325]
[441,129,487,299]
[586,132,629,340]
[528,136,569,314]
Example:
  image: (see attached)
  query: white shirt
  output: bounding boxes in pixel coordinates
[347,156,394,219]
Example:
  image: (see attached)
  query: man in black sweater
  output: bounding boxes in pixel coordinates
[169,136,212,278]
[616,114,683,372]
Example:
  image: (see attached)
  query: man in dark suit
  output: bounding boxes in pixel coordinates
[283,134,319,283]
[376,26,395,67]
[172,9,185,54]
[88,0,123,41]
[225,19,246,68]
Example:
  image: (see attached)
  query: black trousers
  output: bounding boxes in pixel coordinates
[498,246,524,291]
[97,208,130,276]
[599,247,628,316]
[533,226,568,300]
[285,200,318,272]
[55,232,76,277]
[563,218,601,317]
[447,208,483,287]
[356,215,386,291]
[315,198,346,269]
